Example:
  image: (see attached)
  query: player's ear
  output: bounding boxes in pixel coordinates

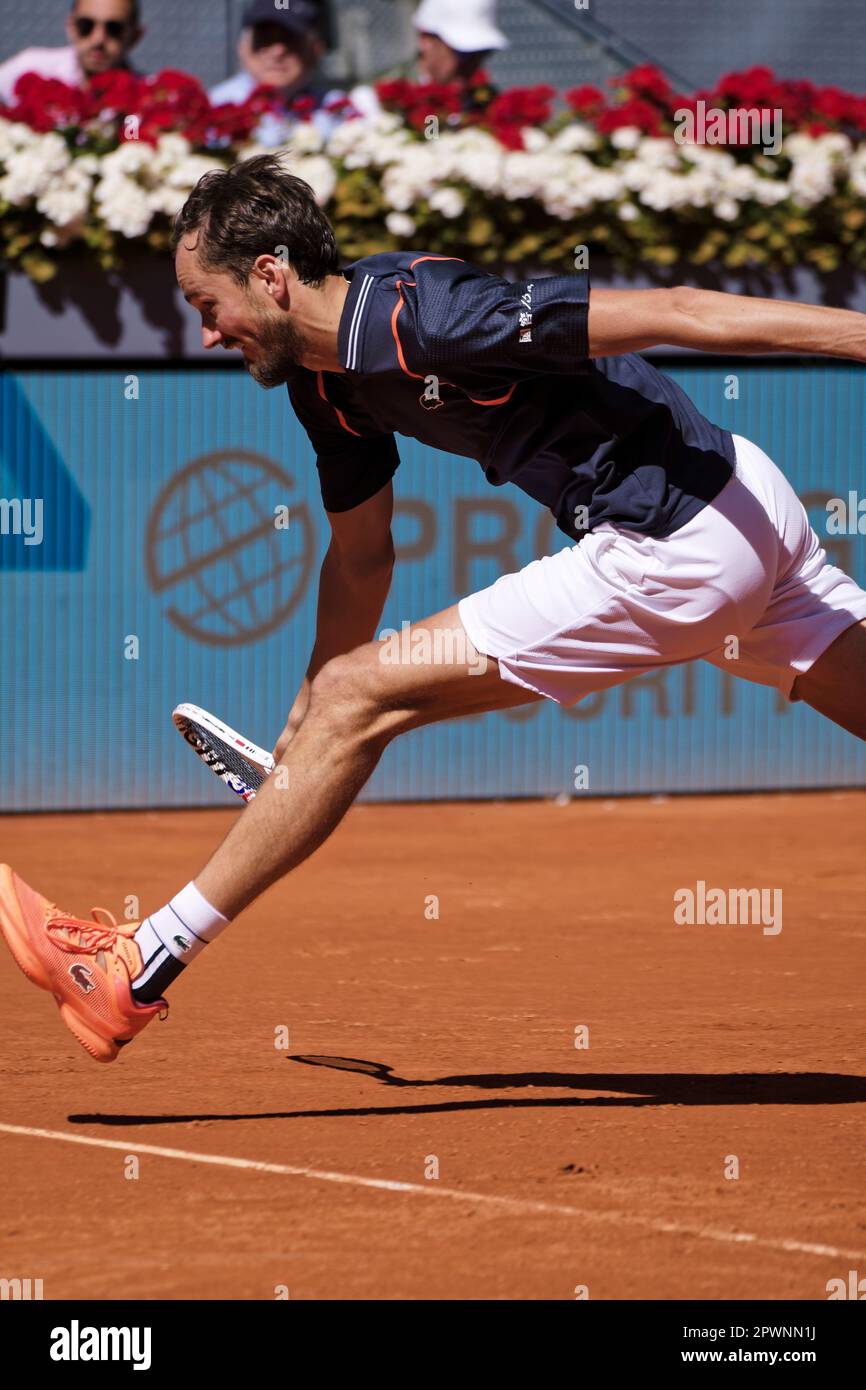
[251,254,291,304]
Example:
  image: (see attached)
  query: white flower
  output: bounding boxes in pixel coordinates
[0,120,40,156]
[381,169,415,212]
[36,164,92,227]
[385,211,415,237]
[638,173,694,211]
[154,133,191,168]
[0,117,16,162]
[579,169,624,202]
[610,126,641,150]
[849,147,866,198]
[501,150,547,200]
[788,156,837,206]
[0,134,70,204]
[164,154,225,190]
[287,121,325,156]
[428,186,465,218]
[521,127,549,154]
[94,174,153,237]
[635,136,681,167]
[146,184,188,217]
[552,123,600,153]
[815,132,852,158]
[291,154,336,204]
[618,201,639,221]
[99,141,153,177]
[715,196,740,221]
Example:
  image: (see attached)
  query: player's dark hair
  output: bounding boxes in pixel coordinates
[172,154,340,289]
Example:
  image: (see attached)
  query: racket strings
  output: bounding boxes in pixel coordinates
[181,720,267,791]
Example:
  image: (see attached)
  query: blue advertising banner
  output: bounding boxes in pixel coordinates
[1,361,865,811]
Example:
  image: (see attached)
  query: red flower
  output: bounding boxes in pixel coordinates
[775,78,816,124]
[187,101,260,147]
[488,85,555,127]
[138,109,183,143]
[597,97,663,136]
[415,80,463,111]
[565,84,605,115]
[145,68,206,104]
[139,68,209,126]
[620,63,671,102]
[375,78,417,110]
[489,122,525,150]
[322,94,355,116]
[711,65,782,110]
[242,84,283,116]
[290,93,316,120]
[84,68,141,116]
[811,86,853,125]
[8,73,87,130]
[188,102,259,147]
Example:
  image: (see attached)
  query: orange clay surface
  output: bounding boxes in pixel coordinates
[0,792,864,1301]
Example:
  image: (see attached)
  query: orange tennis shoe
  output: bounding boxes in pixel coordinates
[0,864,167,1063]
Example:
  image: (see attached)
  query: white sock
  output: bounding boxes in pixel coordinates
[132,883,230,1000]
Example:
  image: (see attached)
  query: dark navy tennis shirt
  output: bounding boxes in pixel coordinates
[286,252,735,540]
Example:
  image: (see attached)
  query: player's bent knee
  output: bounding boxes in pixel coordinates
[308,645,427,746]
[308,649,392,729]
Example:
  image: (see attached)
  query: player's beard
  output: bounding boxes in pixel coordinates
[246,306,308,388]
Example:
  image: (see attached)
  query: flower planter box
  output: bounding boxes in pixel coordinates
[2,253,864,362]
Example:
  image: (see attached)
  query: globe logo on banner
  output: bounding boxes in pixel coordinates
[146,450,315,645]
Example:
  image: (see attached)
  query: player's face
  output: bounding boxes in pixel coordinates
[176,241,308,388]
[66,0,140,75]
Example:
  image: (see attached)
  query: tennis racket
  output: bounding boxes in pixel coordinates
[173,702,275,803]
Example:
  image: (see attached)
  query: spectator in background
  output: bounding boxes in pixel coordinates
[414,0,508,91]
[0,0,143,105]
[351,0,509,122]
[210,0,350,146]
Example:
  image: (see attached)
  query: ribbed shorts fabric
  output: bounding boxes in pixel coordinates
[457,434,866,705]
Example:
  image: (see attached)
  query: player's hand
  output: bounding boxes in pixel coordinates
[272,678,312,761]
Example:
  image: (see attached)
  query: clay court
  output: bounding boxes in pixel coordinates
[1,789,864,1301]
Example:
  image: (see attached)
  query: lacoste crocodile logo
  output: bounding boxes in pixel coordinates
[69,964,96,994]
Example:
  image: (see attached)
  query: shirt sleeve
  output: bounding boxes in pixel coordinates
[287,376,400,513]
[398,258,590,388]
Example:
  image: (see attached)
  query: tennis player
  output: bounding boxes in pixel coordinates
[3,153,866,1061]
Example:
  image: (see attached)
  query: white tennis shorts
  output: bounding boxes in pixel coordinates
[457,433,866,705]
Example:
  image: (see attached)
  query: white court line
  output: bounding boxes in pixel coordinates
[1,1121,862,1263]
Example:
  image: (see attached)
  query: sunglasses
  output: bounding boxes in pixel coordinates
[251,22,304,52]
[73,16,130,40]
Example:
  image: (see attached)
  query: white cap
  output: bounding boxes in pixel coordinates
[414,0,508,53]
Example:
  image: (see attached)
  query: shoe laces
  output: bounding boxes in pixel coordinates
[45,907,137,954]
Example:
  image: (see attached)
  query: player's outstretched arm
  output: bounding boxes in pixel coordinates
[588,286,866,361]
[273,481,396,759]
